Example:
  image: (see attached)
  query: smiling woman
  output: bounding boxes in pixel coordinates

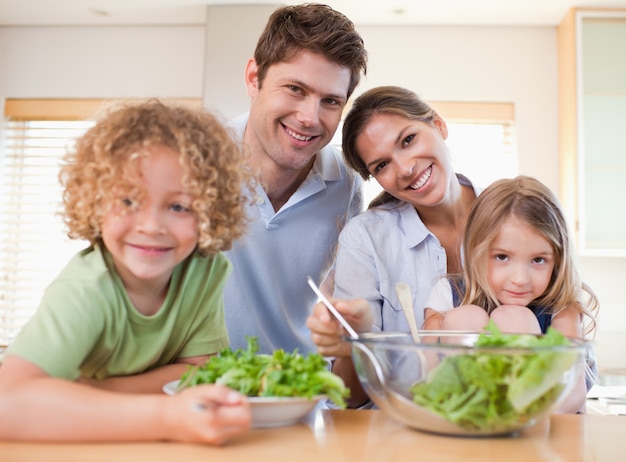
[332,100,517,208]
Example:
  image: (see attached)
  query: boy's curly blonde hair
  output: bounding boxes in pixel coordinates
[59,99,254,256]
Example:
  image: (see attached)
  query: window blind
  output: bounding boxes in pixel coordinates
[0,119,93,348]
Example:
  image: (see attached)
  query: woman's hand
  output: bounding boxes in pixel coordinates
[307,297,373,358]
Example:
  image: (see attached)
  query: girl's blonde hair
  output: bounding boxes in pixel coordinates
[460,175,598,335]
[59,99,255,256]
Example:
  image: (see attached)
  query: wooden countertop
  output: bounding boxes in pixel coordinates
[2,409,625,462]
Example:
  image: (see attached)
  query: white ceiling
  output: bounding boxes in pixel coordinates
[1,0,626,27]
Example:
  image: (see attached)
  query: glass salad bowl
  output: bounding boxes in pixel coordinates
[348,325,589,436]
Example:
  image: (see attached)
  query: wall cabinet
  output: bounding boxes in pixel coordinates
[558,8,626,256]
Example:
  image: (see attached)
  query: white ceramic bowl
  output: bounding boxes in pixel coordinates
[163,380,324,428]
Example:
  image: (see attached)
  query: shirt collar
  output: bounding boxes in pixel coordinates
[401,203,431,248]
[230,112,342,183]
[397,173,481,249]
[312,144,342,182]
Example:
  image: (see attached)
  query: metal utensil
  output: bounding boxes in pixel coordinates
[394,282,420,343]
[306,277,456,432]
[307,276,358,339]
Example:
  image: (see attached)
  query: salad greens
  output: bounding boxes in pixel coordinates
[410,321,579,431]
[178,337,349,408]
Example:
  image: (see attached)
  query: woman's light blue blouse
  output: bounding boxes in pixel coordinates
[333,177,479,333]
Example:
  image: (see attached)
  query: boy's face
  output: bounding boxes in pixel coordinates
[101,145,198,292]
[244,50,351,171]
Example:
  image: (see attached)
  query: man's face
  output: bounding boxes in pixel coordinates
[244,50,351,172]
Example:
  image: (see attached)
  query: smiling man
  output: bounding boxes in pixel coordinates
[222,3,368,354]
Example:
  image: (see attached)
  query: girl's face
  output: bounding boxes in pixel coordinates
[487,215,555,307]
[356,112,455,207]
[101,145,198,291]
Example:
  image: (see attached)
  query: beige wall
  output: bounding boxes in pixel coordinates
[359,25,560,189]
[0,25,205,99]
[202,4,280,121]
[0,5,623,371]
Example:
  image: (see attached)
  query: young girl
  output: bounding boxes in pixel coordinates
[0,100,255,443]
[423,175,599,412]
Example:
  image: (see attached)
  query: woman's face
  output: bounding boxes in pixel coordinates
[356,112,455,207]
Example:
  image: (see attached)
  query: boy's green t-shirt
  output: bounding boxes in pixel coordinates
[8,244,230,380]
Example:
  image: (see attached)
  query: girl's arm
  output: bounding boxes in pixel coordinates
[77,354,213,393]
[0,355,250,443]
[431,305,491,332]
[550,306,587,413]
[551,306,583,337]
[422,307,445,330]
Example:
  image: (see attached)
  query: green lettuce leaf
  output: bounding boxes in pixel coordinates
[178,336,350,408]
[410,321,578,431]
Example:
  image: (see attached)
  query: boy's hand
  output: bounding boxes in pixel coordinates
[163,384,251,445]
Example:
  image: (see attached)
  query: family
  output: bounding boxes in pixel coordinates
[0,3,599,445]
